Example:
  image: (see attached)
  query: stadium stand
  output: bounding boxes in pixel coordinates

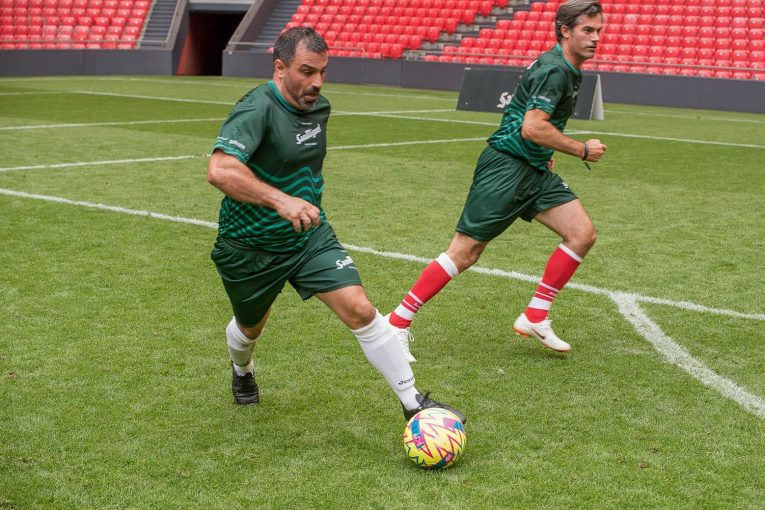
[0,0,152,49]
[280,0,765,80]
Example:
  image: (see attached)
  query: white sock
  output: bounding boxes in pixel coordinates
[352,311,420,410]
[226,317,259,374]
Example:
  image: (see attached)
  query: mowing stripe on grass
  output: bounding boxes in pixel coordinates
[1,187,763,421]
[0,91,62,96]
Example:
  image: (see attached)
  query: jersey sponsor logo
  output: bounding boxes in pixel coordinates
[296,124,322,145]
[496,91,513,108]
[335,255,355,270]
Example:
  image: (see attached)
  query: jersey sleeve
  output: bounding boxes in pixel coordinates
[523,67,566,115]
[212,100,268,164]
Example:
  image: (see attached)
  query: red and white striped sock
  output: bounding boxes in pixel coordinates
[389,253,459,329]
[525,244,583,323]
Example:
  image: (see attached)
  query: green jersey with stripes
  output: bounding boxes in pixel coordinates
[487,43,582,171]
[212,81,329,253]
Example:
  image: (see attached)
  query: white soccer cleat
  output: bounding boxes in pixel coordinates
[513,313,571,352]
[384,313,416,363]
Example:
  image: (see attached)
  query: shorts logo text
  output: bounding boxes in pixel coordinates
[336,255,355,270]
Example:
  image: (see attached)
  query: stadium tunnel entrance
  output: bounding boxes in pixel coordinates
[177,11,244,75]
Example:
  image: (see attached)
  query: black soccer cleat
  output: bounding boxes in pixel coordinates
[402,392,467,424]
[231,363,260,405]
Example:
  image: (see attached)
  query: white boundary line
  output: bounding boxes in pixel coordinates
[73,90,234,105]
[1,186,763,420]
[571,130,765,149]
[612,293,765,420]
[0,155,205,173]
[0,118,224,131]
[329,137,486,150]
[604,108,765,125]
[0,136,490,172]
[5,89,761,148]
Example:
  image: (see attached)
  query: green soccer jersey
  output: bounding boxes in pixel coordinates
[212,81,329,253]
[487,43,582,171]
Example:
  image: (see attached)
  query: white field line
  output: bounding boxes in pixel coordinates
[0,117,224,131]
[87,77,458,101]
[0,188,217,228]
[0,154,205,173]
[329,137,486,150]
[348,244,765,322]
[3,77,764,116]
[0,137,489,172]
[73,90,234,105]
[604,108,765,125]
[340,111,497,126]
[570,130,765,149]
[8,89,759,147]
[1,186,763,419]
[612,292,765,420]
[334,108,454,115]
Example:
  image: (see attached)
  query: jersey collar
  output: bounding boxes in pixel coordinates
[554,43,582,76]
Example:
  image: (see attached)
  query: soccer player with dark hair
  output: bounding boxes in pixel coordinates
[388,0,608,359]
[207,27,465,423]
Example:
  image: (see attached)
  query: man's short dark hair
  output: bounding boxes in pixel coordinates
[273,26,328,65]
[555,0,603,42]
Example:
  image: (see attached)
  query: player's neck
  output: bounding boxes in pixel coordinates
[560,44,585,69]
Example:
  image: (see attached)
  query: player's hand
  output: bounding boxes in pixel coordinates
[584,139,607,162]
[547,157,556,170]
[276,195,321,232]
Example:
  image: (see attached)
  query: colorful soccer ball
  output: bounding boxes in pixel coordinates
[403,408,466,470]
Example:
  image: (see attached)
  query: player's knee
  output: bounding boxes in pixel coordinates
[343,296,377,330]
[447,247,480,272]
[574,226,597,253]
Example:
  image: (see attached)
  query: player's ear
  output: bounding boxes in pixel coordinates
[560,24,571,40]
[274,58,286,78]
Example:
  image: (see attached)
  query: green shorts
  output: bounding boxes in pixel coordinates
[210,222,362,327]
[456,145,578,242]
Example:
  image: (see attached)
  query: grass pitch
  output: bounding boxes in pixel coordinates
[1,75,764,509]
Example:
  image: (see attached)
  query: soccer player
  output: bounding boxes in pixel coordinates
[388,0,607,360]
[207,27,465,423]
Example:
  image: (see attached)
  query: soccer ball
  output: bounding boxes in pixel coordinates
[403,408,466,470]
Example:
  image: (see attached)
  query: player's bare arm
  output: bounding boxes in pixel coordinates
[207,150,321,232]
[521,108,607,162]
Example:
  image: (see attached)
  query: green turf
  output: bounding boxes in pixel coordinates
[1,75,764,510]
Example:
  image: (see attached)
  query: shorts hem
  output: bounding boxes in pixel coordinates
[454,228,494,243]
[297,281,363,300]
[527,194,578,221]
